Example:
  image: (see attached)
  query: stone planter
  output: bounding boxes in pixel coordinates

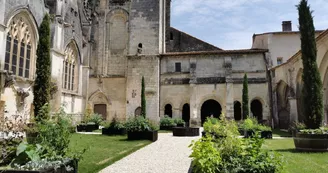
[160,126,174,131]
[0,159,78,173]
[294,133,328,152]
[172,127,199,137]
[177,123,185,127]
[127,131,158,142]
[102,128,126,135]
[76,124,98,132]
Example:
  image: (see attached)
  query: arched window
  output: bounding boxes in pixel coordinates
[5,14,36,78]
[63,42,79,92]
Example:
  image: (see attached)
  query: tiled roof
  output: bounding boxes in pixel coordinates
[161,49,268,56]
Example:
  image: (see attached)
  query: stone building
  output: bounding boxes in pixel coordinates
[87,0,271,125]
[0,0,271,126]
[0,0,90,122]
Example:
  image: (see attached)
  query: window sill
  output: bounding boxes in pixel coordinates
[62,90,81,97]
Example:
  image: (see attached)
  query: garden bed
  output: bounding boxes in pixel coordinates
[127,131,158,142]
[172,127,199,137]
[244,130,273,139]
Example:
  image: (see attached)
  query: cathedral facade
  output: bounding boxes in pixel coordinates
[0,0,271,126]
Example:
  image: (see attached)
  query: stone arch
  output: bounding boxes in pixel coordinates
[296,68,304,122]
[88,90,111,120]
[135,107,142,117]
[201,99,222,125]
[198,95,223,112]
[182,103,190,126]
[164,104,173,118]
[251,99,263,122]
[276,80,290,129]
[233,101,242,121]
[106,8,129,54]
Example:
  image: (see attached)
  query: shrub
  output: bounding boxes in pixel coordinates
[103,118,126,130]
[190,118,283,173]
[88,113,103,125]
[203,117,239,138]
[160,115,176,127]
[241,118,272,132]
[125,117,158,132]
[173,118,185,126]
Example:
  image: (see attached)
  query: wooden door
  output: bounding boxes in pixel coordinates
[94,104,107,120]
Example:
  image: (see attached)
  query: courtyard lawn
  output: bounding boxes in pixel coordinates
[69,134,151,173]
[272,129,292,137]
[263,139,328,173]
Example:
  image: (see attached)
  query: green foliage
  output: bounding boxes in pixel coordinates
[103,118,126,130]
[141,76,146,117]
[37,108,72,158]
[299,127,328,134]
[203,117,239,138]
[242,74,249,119]
[173,118,185,126]
[241,118,272,132]
[125,116,158,132]
[10,143,44,166]
[88,113,103,125]
[298,0,323,129]
[160,115,176,127]
[190,119,283,173]
[33,14,51,121]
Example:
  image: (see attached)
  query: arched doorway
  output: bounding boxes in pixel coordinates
[164,104,173,118]
[201,99,222,125]
[135,107,141,117]
[182,104,190,127]
[234,101,242,121]
[251,100,263,122]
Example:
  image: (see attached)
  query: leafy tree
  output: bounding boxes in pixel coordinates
[298,0,323,129]
[33,14,51,121]
[242,74,249,119]
[141,76,146,117]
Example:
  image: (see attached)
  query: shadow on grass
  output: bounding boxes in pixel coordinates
[272,148,328,154]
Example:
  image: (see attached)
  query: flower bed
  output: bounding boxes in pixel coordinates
[76,123,98,132]
[101,119,126,136]
[240,118,272,139]
[159,116,185,131]
[294,128,328,152]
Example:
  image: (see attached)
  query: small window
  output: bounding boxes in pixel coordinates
[175,62,181,72]
[277,57,283,65]
[138,43,143,49]
[170,32,174,40]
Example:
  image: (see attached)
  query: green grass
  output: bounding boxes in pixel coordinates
[272,129,292,137]
[69,134,151,173]
[263,139,328,173]
[92,129,101,133]
[159,130,172,133]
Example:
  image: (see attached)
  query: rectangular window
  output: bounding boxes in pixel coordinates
[277,57,283,65]
[175,62,181,72]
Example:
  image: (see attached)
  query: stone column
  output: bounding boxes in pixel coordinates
[226,82,234,119]
[288,97,298,123]
[190,83,200,126]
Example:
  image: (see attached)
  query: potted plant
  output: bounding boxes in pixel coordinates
[159,115,176,130]
[174,118,185,127]
[102,119,126,135]
[125,117,159,142]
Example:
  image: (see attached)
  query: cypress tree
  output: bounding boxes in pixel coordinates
[33,14,51,121]
[297,0,323,129]
[141,76,146,117]
[242,74,249,119]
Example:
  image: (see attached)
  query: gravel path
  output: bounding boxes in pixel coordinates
[99,132,201,173]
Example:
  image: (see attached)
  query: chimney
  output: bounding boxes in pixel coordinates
[282,21,292,32]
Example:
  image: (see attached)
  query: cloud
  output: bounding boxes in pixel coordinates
[171,0,328,49]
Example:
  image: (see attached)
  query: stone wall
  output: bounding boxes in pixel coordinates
[166,27,221,52]
[126,55,160,122]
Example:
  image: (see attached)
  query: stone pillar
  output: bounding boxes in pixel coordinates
[190,84,200,126]
[226,82,234,119]
[288,97,298,124]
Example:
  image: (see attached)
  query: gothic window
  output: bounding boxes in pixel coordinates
[5,14,35,78]
[63,42,79,92]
